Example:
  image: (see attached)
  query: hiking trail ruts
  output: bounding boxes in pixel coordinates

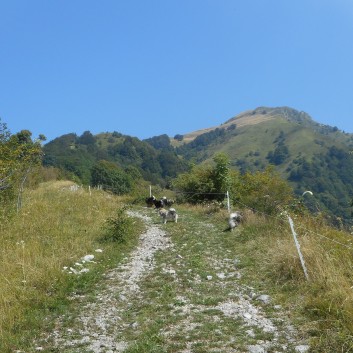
[41,208,309,353]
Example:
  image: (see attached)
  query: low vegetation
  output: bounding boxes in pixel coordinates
[1,120,353,352]
[1,175,353,351]
[0,180,142,352]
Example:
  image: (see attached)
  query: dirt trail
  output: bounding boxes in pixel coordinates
[46,209,309,353]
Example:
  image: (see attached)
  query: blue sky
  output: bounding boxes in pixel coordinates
[1,0,353,143]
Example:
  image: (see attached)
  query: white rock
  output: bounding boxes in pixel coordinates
[206,275,213,280]
[295,345,310,352]
[243,312,252,319]
[69,267,79,274]
[216,272,226,279]
[257,294,271,304]
[246,329,255,337]
[82,254,94,262]
[248,345,266,353]
[79,268,90,274]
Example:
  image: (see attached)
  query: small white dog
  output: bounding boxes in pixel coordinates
[159,208,178,224]
[228,211,242,231]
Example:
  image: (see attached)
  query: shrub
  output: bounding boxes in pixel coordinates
[235,166,294,215]
[101,206,133,243]
[91,160,132,194]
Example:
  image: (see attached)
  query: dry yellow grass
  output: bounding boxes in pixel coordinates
[0,180,128,350]
[242,212,353,350]
[172,111,277,145]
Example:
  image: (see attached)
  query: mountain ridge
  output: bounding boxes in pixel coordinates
[42,106,353,225]
[175,106,344,145]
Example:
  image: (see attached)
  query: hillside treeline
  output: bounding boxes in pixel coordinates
[42,131,190,189]
[3,106,353,226]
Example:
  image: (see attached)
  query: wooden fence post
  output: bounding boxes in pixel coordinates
[226,191,231,214]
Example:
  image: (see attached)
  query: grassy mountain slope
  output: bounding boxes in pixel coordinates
[175,107,353,224]
[42,106,353,224]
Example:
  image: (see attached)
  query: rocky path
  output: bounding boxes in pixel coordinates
[46,208,309,353]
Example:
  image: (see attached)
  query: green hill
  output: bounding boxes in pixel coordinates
[174,107,353,224]
[43,131,189,186]
[42,106,353,224]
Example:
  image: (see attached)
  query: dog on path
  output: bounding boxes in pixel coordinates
[227,211,243,231]
[159,208,178,224]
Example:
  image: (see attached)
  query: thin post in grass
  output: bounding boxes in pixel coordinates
[287,215,309,281]
[149,185,152,197]
[226,191,231,214]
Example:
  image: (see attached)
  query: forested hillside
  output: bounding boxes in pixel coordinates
[41,106,353,225]
[174,107,353,225]
[43,131,189,188]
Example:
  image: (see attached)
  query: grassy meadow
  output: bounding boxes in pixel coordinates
[1,181,353,352]
[0,180,142,352]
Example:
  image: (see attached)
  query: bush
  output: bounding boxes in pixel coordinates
[101,206,134,243]
[91,160,132,194]
[172,153,232,204]
[235,167,294,215]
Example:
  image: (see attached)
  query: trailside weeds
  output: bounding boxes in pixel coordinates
[38,205,309,353]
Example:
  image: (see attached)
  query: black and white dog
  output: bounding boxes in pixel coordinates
[146,196,175,209]
[159,208,178,224]
[146,195,156,208]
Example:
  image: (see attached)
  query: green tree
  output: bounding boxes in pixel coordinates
[0,121,43,214]
[78,130,96,145]
[237,167,294,215]
[172,153,232,203]
[212,153,231,195]
[91,160,132,195]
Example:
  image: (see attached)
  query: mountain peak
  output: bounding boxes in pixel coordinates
[224,106,313,125]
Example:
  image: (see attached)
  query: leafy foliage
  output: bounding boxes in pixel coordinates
[144,134,174,151]
[44,132,189,186]
[101,205,134,243]
[288,147,353,224]
[173,154,294,214]
[174,134,184,141]
[235,167,294,215]
[176,128,227,160]
[91,160,132,194]
[172,153,233,203]
[0,120,44,216]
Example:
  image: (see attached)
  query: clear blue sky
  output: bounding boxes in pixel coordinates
[1,0,353,143]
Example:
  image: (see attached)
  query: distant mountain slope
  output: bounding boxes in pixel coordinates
[174,107,353,224]
[42,106,353,224]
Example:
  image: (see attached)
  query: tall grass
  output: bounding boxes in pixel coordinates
[214,207,353,352]
[2,180,353,352]
[0,180,138,352]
